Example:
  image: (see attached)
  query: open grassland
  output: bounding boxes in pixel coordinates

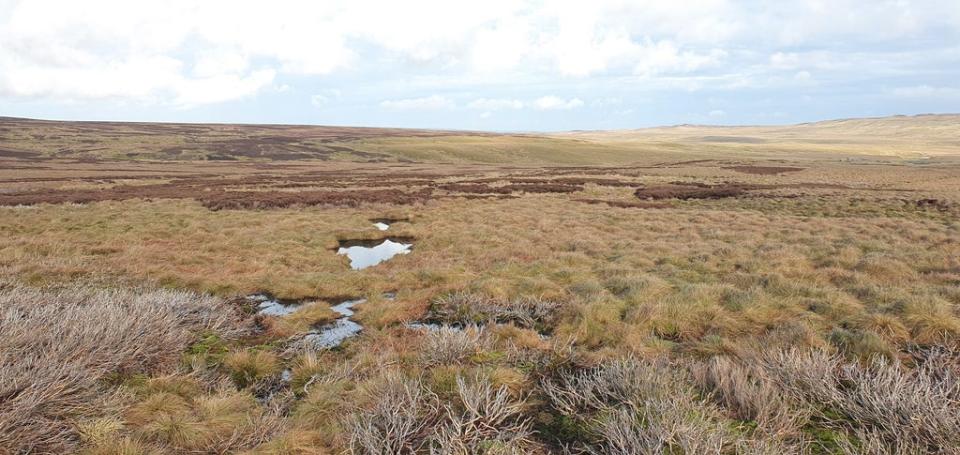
[4,114,959,164]
[556,114,960,159]
[1,119,960,454]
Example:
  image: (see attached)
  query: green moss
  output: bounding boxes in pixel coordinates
[470,350,506,365]
[535,412,593,447]
[804,424,850,454]
[183,331,229,367]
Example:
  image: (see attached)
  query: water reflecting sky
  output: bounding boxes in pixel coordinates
[338,239,411,270]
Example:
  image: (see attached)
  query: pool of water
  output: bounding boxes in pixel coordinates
[371,218,405,231]
[251,293,397,349]
[255,299,301,316]
[337,237,413,270]
[302,298,365,349]
[248,293,306,316]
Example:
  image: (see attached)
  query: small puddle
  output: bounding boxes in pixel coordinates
[258,301,296,316]
[250,293,396,350]
[302,298,364,349]
[337,237,413,270]
[371,218,405,232]
[252,295,302,316]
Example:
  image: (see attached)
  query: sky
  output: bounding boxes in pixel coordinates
[0,0,958,131]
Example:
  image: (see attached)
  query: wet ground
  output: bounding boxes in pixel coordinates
[337,237,413,270]
[252,293,397,350]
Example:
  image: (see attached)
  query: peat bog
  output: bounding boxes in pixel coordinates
[3,135,960,453]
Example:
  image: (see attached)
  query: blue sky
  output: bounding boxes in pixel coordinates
[0,0,958,131]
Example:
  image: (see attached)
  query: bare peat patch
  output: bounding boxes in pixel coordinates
[723,165,805,175]
[576,198,672,209]
[634,183,768,200]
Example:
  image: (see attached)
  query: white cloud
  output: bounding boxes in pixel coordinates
[769,52,800,70]
[467,98,524,110]
[310,95,330,107]
[0,0,956,118]
[632,41,727,76]
[192,51,249,78]
[592,97,622,107]
[533,96,584,110]
[310,89,342,107]
[174,70,276,107]
[708,109,726,118]
[380,95,454,110]
[890,85,960,98]
[469,18,531,72]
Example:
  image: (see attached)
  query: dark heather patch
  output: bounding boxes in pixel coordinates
[723,165,805,175]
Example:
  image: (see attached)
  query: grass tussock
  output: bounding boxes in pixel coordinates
[2,154,960,453]
[224,349,282,388]
[0,283,235,454]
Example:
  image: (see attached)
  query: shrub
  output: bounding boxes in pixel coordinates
[419,326,488,366]
[689,356,811,438]
[348,374,441,454]
[756,347,960,452]
[431,376,535,453]
[428,292,564,332]
[0,283,233,454]
[541,357,729,454]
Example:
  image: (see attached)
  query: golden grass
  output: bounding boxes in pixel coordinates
[2,149,960,453]
[224,350,281,388]
[557,114,960,158]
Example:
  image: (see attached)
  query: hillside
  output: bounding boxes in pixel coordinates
[1,114,958,164]
[555,114,960,159]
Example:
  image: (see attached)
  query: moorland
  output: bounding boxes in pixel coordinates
[1,114,959,454]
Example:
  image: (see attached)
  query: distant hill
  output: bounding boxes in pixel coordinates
[1,114,957,164]
[554,114,960,158]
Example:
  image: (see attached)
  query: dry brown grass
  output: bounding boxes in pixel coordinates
[0,283,237,453]
[541,357,731,454]
[690,356,812,438]
[1,141,959,453]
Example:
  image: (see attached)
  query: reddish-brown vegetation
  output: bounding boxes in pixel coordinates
[576,198,672,209]
[500,183,582,193]
[437,183,513,194]
[634,183,765,200]
[202,189,434,210]
[436,182,582,195]
[0,117,507,161]
[916,198,952,211]
[724,165,806,175]
[466,177,635,187]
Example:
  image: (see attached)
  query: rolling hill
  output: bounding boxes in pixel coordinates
[1,114,957,164]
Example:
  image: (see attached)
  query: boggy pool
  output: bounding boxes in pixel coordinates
[250,293,396,349]
[336,237,413,270]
